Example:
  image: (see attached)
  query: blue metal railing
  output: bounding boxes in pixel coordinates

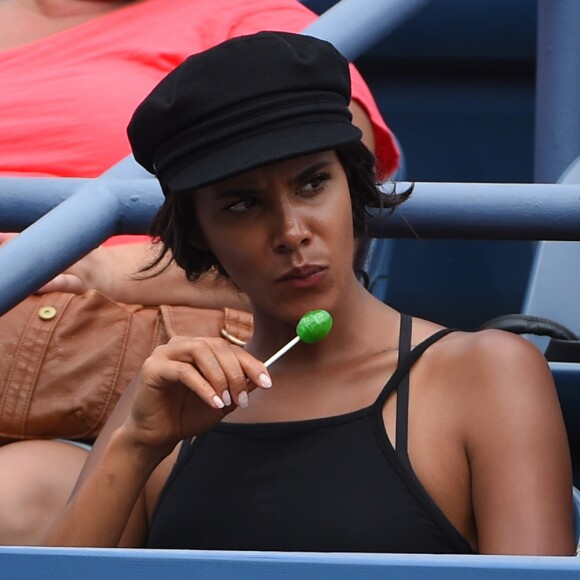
[1,546,580,579]
[4,179,580,240]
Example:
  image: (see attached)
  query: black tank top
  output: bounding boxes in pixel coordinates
[147,314,474,554]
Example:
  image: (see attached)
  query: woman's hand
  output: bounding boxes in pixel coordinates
[123,336,271,451]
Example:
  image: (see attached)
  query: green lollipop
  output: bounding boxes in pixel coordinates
[296,309,334,343]
[264,309,333,367]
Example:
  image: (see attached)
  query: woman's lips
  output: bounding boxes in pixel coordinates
[277,266,326,288]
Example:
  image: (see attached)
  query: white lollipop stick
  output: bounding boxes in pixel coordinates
[263,336,300,368]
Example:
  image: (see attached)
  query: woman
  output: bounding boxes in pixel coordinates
[43,31,574,554]
[0,0,399,546]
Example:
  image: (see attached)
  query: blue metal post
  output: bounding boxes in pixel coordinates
[534,0,580,183]
[304,0,432,60]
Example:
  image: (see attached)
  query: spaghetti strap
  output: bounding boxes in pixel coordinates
[398,313,413,359]
[374,317,456,412]
[395,315,412,457]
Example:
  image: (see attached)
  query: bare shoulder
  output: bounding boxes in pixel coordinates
[437,325,546,361]
[429,327,556,399]
[447,326,565,438]
[412,324,564,446]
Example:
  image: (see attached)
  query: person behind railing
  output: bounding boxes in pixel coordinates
[0,0,399,546]
[43,31,575,554]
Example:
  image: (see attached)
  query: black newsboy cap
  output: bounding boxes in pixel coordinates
[127,31,362,194]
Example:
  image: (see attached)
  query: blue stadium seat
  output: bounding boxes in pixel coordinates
[521,157,580,488]
[522,156,580,335]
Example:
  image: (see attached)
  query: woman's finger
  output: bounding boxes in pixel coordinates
[141,355,225,410]
[157,336,272,408]
[203,339,253,408]
[233,346,273,392]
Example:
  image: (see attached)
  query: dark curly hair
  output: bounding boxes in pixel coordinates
[142,141,411,281]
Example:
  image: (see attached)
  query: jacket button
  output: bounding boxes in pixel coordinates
[38,306,57,320]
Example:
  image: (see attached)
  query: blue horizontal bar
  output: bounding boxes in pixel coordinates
[2,178,580,239]
[0,547,579,580]
[368,182,580,240]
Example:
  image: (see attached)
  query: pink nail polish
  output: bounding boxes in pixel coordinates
[238,391,249,408]
[259,373,272,389]
[212,395,225,409]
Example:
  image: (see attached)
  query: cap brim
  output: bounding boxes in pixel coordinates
[164,121,362,194]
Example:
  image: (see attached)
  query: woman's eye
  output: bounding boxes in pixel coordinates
[226,198,257,213]
[302,172,331,193]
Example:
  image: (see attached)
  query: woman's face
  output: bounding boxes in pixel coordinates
[191,151,357,323]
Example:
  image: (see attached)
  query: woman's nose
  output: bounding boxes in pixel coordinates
[272,204,311,253]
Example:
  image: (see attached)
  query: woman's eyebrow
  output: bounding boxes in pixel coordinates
[288,160,334,186]
[209,159,335,199]
[210,186,259,200]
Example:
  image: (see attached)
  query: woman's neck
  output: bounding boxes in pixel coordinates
[247,281,400,371]
[226,288,401,425]
[0,0,137,50]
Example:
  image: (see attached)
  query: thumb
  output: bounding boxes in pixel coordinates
[36,274,87,295]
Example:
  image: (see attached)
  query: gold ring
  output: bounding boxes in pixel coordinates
[220,328,247,347]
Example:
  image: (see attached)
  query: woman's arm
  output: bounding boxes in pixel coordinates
[42,335,271,547]
[43,424,166,548]
[461,330,575,555]
[0,233,249,310]
[74,243,249,309]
